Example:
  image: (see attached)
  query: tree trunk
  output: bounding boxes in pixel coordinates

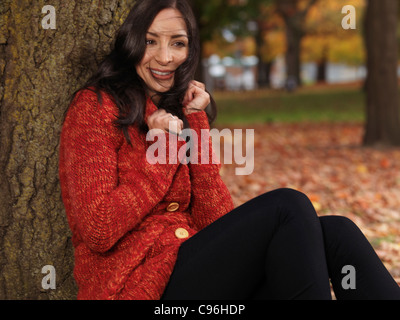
[364,0,400,146]
[0,0,131,299]
[275,0,318,91]
[316,45,328,83]
[254,24,272,89]
[284,19,303,90]
[257,61,272,88]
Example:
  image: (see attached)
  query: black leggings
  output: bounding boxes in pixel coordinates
[162,189,400,300]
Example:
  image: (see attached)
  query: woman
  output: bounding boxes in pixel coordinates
[59,0,400,300]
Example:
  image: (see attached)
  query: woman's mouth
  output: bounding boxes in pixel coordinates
[149,68,175,80]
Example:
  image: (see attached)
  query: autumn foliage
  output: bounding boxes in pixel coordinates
[218,121,400,285]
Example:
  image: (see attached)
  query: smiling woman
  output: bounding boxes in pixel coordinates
[64,0,213,144]
[59,0,400,301]
[136,9,189,98]
[59,0,225,300]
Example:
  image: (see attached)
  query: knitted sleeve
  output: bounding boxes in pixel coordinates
[59,89,181,253]
[185,111,234,229]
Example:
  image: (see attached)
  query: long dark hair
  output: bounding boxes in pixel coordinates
[69,0,216,145]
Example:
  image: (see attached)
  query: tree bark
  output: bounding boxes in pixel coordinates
[0,0,131,299]
[364,0,400,146]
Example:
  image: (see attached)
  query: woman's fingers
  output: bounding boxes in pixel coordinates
[146,80,210,132]
[191,80,206,90]
[183,80,210,114]
[147,109,183,135]
[165,114,183,135]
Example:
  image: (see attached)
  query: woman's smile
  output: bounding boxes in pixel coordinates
[136,8,189,98]
[149,68,175,80]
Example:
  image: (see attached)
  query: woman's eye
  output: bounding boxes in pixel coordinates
[174,41,187,48]
[146,39,155,45]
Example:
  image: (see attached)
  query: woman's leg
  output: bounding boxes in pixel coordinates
[319,216,400,300]
[162,188,332,300]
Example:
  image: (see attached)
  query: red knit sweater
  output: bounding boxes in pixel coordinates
[58,88,234,299]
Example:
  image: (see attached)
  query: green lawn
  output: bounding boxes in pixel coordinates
[213,85,365,125]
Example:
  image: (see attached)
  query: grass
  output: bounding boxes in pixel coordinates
[213,84,365,125]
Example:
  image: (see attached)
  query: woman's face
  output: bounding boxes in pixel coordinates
[136,8,189,98]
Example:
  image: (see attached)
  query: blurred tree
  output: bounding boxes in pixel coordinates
[275,0,318,90]
[253,2,282,88]
[363,0,400,146]
[189,0,246,80]
[0,0,131,299]
[190,0,275,86]
[301,0,365,83]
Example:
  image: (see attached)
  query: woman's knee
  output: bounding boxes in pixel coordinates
[277,188,316,211]
[260,188,319,223]
[319,215,364,246]
[320,215,359,232]
[265,188,312,205]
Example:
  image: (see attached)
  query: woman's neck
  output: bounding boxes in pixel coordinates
[148,91,161,106]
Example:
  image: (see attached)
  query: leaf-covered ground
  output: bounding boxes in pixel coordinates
[216,122,400,285]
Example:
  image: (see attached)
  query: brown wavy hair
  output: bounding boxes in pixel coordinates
[70,0,216,144]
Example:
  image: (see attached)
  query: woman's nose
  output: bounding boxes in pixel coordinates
[155,46,173,65]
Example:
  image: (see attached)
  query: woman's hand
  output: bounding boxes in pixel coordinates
[147,109,183,135]
[183,80,210,115]
[146,80,209,135]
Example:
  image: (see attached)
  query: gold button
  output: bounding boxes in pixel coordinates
[175,228,189,239]
[166,202,179,212]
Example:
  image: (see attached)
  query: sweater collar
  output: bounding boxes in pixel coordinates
[144,96,159,123]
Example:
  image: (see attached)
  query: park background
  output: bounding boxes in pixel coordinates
[0,0,400,299]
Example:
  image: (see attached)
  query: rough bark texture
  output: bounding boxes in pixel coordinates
[0,0,132,300]
[363,0,400,146]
